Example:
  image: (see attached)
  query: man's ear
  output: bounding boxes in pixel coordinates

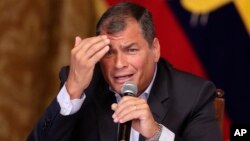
[152,38,160,62]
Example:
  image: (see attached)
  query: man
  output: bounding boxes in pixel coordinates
[28,2,222,141]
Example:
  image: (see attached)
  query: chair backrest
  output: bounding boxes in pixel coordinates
[213,89,225,132]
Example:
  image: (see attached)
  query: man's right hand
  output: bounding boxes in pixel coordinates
[66,35,110,99]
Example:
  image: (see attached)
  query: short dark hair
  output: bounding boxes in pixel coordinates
[96,2,155,46]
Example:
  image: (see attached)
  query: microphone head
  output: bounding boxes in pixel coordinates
[121,81,138,96]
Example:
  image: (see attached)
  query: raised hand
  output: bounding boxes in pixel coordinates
[66,35,110,99]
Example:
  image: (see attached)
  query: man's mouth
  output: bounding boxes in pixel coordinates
[114,74,133,83]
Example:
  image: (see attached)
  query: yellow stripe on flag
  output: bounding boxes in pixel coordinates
[234,0,250,35]
[181,0,231,14]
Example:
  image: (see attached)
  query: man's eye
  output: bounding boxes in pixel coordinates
[128,48,138,54]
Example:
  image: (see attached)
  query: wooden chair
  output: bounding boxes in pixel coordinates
[213,89,225,132]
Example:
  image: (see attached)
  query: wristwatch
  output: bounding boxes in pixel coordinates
[146,123,163,141]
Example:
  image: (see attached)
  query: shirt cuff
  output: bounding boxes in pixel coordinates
[159,125,175,141]
[57,83,86,115]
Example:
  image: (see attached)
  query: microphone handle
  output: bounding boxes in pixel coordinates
[117,120,132,141]
[117,92,135,141]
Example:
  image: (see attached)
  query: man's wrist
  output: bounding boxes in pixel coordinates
[65,81,84,99]
[146,123,163,141]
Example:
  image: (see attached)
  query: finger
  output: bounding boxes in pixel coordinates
[111,103,118,111]
[113,97,145,121]
[78,35,108,52]
[115,96,143,112]
[114,97,139,115]
[85,38,110,59]
[73,36,109,62]
[118,96,138,105]
[72,35,108,55]
[117,103,148,123]
[71,36,82,54]
[74,36,82,46]
[88,45,110,64]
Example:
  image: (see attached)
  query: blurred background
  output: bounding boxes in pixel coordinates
[0,0,249,141]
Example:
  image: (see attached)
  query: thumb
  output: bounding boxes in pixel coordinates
[74,36,82,47]
[111,103,118,111]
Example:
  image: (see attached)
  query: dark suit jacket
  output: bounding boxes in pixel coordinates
[27,58,222,141]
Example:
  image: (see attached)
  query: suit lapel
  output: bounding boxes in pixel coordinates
[139,59,171,141]
[147,59,171,122]
[97,86,118,141]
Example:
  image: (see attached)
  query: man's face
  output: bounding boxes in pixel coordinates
[99,18,160,95]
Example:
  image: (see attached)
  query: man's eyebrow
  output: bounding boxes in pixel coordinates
[122,43,135,48]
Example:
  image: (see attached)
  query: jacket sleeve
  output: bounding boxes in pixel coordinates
[27,66,80,141]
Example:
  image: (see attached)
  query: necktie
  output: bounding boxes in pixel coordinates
[139,134,145,141]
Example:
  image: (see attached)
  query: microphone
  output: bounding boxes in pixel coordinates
[120,81,138,97]
[117,81,138,141]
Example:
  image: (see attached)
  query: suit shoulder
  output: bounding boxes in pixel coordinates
[158,58,215,93]
[162,60,212,86]
[171,67,210,85]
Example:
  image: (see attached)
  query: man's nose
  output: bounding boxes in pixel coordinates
[115,53,128,69]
